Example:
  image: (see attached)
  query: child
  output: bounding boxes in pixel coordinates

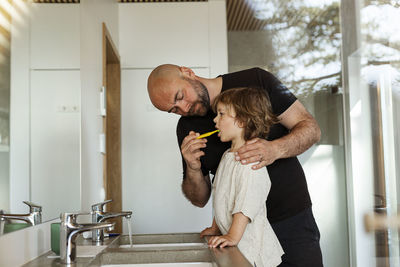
[200,87,284,267]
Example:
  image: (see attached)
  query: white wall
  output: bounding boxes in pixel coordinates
[119,1,228,234]
[80,0,119,213]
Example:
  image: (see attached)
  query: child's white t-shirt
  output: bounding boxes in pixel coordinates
[212,150,284,267]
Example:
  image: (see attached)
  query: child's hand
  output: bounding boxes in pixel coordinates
[200,226,221,238]
[207,234,239,248]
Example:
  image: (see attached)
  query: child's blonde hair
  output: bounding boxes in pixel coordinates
[212,87,278,141]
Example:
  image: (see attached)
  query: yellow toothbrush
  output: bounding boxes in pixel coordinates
[196,130,220,139]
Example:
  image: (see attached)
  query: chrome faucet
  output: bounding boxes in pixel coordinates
[91,199,132,242]
[0,201,42,234]
[60,212,114,265]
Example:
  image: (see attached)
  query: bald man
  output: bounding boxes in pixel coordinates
[147,64,323,267]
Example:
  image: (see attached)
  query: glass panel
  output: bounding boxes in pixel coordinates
[348,49,400,267]
[226,0,349,266]
[358,1,400,266]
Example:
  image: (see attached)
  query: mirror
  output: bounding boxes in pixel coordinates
[0,0,12,232]
[0,1,82,233]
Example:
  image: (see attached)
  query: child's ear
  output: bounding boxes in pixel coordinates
[235,119,245,128]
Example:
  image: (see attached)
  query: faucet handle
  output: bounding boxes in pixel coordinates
[60,212,90,224]
[91,199,112,212]
[23,201,42,212]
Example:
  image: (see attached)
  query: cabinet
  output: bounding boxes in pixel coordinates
[30,70,81,221]
[30,4,80,69]
[119,3,209,68]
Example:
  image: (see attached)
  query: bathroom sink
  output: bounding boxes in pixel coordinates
[93,248,213,266]
[121,233,204,245]
[119,243,207,249]
[116,233,207,250]
[118,233,205,247]
[102,263,213,267]
[76,245,108,257]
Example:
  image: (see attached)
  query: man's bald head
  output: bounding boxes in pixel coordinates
[147,64,211,116]
[147,64,180,109]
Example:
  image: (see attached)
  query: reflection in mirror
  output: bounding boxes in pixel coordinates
[1,1,81,234]
[0,201,42,235]
[0,0,12,231]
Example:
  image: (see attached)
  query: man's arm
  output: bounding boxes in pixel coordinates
[182,170,211,207]
[236,100,321,169]
[180,131,211,207]
[275,99,321,157]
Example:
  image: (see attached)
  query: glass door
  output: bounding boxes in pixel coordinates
[347,49,400,267]
[344,1,400,266]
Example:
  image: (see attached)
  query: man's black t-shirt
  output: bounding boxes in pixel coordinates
[176,67,312,223]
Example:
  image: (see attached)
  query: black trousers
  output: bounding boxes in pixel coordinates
[271,207,323,267]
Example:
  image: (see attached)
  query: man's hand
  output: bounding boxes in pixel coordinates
[181,131,207,171]
[235,138,280,170]
[207,234,239,248]
[235,100,321,170]
[181,131,211,207]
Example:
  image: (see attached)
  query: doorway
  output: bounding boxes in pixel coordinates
[102,22,122,233]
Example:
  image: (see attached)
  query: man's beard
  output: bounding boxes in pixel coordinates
[185,78,210,116]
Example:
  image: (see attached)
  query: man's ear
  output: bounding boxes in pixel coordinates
[179,66,196,79]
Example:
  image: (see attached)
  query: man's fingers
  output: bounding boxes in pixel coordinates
[237,150,261,163]
[237,139,260,154]
[245,137,260,145]
[182,143,206,156]
[188,142,207,153]
[181,131,201,146]
[251,161,267,170]
[192,151,205,159]
[182,138,206,153]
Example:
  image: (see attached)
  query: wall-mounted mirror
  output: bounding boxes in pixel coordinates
[0,0,14,233]
[0,1,81,234]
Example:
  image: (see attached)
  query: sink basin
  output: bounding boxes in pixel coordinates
[121,233,204,245]
[94,248,213,266]
[77,245,108,257]
[102,263,213,267]
[119,243,207,249]
[116,233,207,251]
[87,233,252,267]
